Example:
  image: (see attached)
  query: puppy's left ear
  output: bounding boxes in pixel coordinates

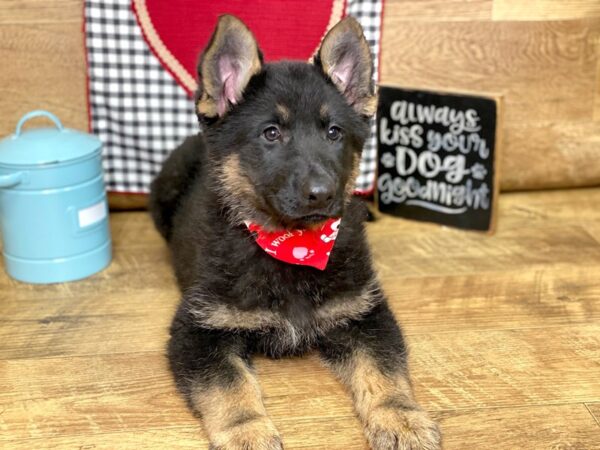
[315,17,376,117]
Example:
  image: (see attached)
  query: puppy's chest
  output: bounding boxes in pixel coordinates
[187,278,380,353]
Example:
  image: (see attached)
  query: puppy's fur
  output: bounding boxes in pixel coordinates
[150,15,441,450]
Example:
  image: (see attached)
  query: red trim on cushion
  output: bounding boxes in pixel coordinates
[131,0,196,98]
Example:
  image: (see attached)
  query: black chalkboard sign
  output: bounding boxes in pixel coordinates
[376,86,500,232]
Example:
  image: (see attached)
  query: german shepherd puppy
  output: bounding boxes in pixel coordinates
[150,15,441,450]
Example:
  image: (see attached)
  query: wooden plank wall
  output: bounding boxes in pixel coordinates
[381,0,600,190]
[0,0,599,191]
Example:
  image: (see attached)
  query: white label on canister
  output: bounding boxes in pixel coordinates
[78,201,107,228]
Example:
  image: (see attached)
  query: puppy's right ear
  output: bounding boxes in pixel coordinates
[196,15,263,118]
[314,17,376,117]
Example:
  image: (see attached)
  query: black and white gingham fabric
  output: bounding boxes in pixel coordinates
[85,0,383,194]
[347,0,383,193]
[85,0,197,193]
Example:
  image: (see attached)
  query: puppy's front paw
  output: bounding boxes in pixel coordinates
[209,416,283,450]
[364,406,441,450]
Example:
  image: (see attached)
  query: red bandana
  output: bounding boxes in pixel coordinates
[245,218,341,270]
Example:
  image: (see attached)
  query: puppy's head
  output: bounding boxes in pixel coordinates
[197,15,376,230]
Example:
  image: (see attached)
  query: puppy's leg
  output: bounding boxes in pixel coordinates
[169,312,282,450]
[319,303,441,450]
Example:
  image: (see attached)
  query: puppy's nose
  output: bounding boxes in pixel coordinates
[304,179,335,209]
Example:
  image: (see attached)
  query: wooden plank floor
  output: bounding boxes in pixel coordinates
[1,188,600,449]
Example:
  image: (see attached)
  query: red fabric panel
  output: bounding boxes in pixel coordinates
[135,0,339,95]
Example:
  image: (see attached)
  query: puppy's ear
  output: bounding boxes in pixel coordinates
[196,15,263,118]
[315,17,376,116]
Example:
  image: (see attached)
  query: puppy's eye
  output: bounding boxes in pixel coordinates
[327,126,342,141]
[263,126,281,142]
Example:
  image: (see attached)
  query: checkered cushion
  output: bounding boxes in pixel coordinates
[84,0,383,194]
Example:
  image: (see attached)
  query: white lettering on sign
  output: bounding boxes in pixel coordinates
[394,146,470,183]
[78,201,107,228]
[389,101,481,134]
[378,173,489,212]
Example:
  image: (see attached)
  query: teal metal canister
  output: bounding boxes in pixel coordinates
[0,110,112,284]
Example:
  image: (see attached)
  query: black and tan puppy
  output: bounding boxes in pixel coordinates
[150,15,441,450]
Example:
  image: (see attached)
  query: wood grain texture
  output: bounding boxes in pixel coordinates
[0,333,599,446]
[2,188,600,448]
[0,334,599,439]
[0,22,88,137]
[595,59,600,121]
[384,0,493,22]
[0,0,81,24]
[2,405,598,449]
[493,0,600,21]
[439,404,600,450]
[500,120,600,190]
[380,20,599,122]
[586,403,600,427]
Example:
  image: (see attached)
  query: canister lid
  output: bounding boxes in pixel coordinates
[0,110,102,167]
